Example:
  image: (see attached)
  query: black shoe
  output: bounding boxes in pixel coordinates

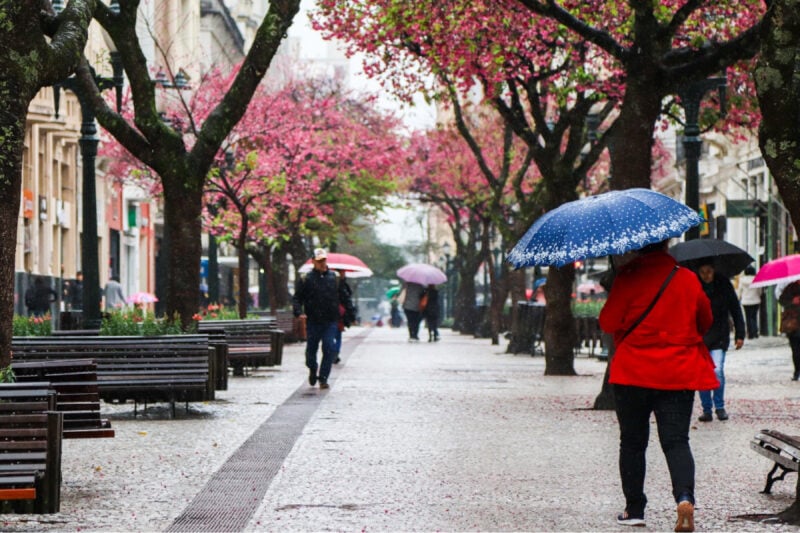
[715,408,729,421]
[793,374,799,381]
[334,357,341,364]
[616,512,646,527]
[434,336,440,341]
[309,371,318,386]
[697,412,713,422]
[319,380,329,390]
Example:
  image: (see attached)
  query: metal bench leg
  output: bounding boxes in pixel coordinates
[762,462,793,494]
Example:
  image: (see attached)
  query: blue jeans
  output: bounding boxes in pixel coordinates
[614,385,696,517]
[699,349,725,412]
[305,321,338,382]
[333,329,342,354]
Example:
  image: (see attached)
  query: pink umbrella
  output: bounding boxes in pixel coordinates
[751,255,800,288]
[126,291,159,304]
[298,252,373,278]
[397,263,447,286]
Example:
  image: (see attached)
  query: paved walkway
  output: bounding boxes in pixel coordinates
[3,327,800,532]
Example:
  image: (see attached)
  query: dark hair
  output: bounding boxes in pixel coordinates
[744,265,756,276]
[638,239,669,255]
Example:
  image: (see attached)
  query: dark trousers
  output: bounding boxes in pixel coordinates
[405,309,422,339]
[613,385,695,517]
[305,321,338,381]
[744,304,760,339]
[790,335,800,378]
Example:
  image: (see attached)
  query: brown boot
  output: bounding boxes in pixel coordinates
[674,501,694,532]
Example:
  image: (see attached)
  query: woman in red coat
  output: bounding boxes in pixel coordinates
[599,239,717,532]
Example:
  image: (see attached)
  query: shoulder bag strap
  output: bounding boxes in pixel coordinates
[618,265,679,345]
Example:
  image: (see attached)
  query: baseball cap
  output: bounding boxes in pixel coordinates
[313,248,328,261]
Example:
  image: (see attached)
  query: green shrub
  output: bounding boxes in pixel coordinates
[572,300,605,317]
[100,309,198,336]
[13,314,53,336]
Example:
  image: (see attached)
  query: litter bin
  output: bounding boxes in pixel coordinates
[59,311,83,330]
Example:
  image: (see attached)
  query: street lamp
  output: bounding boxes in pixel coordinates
[677,76,727,241]
[52,0,124,328]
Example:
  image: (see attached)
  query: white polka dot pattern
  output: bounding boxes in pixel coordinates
[507,188,703,268]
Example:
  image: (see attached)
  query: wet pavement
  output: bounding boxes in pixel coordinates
[3,326,800,532]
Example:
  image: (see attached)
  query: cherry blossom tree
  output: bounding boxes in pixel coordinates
[313,0,766,378]
[80,0,301,327]
[202,78,401,316]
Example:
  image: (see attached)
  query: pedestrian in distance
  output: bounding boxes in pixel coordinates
[778,280,800,380]
[737,265,762,339]
[422,284,440,342]
[292,248,355,389]
[694,260,745,422]
[69,271,84,311]
[400,281,425,341]
[104,276,126,311]
[25,276,57,317]
[333,269,355,364]
[599,239,718,533]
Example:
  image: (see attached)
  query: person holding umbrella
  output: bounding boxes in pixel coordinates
[599,239,717,532]
[694,259,745,422]
[292,248,355,389]
[401,281,426,341]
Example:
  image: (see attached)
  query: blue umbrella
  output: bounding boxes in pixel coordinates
[507,188,703,268]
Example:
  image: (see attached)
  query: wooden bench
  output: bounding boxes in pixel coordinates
[12,359,114,439]
[12,336,216,417]
[197,319,284,375]
[751,429,800,493]
[0,382,63,513]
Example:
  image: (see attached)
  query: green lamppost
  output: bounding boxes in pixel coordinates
[52,0,124,328]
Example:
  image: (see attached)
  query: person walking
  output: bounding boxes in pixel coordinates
[422,284,440,342]
[778,280,800,380]
[737,265,762,339]
[695,260,745,422]
[25,276,57,317]
[599,240,718,532]
[401,281,426,341]
[104,276,126,311]
[292,249,355,389]
[333,269,354,364]
[69,271,84,311]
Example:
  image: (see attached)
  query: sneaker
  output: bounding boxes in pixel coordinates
[715,408,729,421]
[616,512,646,527]
[697,412,713,422]
[319,380,329,390]
[308,371,318,386]
[674,500,695,532]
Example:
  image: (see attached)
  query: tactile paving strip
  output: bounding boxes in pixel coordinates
[167,331,367,532]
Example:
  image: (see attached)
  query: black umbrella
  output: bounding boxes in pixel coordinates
[669,239,754,278]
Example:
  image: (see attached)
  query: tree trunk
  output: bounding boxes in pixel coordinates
[755,0,800,237]
[608,77,663,191]
[0,98,28,368]
[593,333,616,410]
[236,216,249,318]
[543,264,577,376]
[162,176,203,327]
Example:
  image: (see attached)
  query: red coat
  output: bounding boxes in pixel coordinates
[599,251,718,391]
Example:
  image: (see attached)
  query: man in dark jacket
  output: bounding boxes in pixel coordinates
[695,260,745,422]
[293,248,355,389]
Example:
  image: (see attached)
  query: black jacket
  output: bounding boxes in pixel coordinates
[292,269,355,325]
[700,274,745,351]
